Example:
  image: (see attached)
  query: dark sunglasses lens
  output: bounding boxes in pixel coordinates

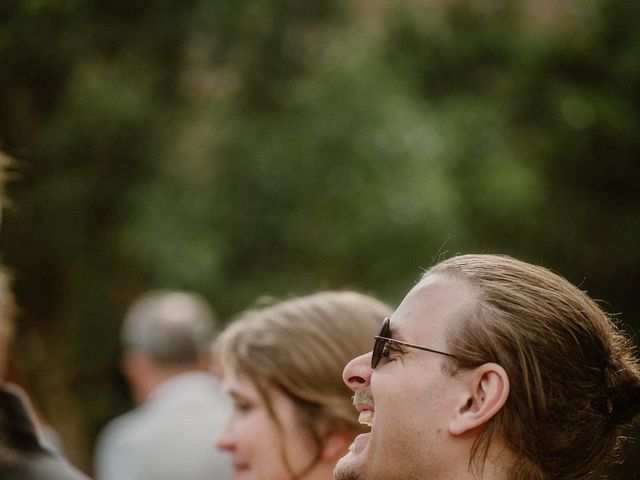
[372,337,384,369]
[371,318,390,369]
[378,318,389,337]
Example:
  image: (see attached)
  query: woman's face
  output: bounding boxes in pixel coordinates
[216,374,319,480]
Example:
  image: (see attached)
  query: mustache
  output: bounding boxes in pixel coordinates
[352,389,374,407]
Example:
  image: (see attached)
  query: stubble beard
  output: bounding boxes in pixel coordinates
[335,389,374,480]
[333,455,365,480]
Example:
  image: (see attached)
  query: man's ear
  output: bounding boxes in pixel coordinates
[121,351,149,381]
[448,363,509,436]
[121,351,156,404]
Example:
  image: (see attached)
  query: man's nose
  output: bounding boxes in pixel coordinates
[343,351,373,391]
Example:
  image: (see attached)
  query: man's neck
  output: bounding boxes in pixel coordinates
[129,358,203,405]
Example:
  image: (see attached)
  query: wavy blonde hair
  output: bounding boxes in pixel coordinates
[214,291,391,479]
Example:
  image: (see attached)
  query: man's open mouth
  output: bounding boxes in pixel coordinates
[358,409,374,428]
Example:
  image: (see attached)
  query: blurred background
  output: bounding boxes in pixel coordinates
[1,0,639,477]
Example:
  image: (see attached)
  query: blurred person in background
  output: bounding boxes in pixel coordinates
[334,254,640,480]
[94,290,230,480]
[0,154,89,479]
[214,290,392,480]
[0,272,89,480]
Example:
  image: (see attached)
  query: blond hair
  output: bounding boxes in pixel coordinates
[215,291,391,478]
[426,254,640,480]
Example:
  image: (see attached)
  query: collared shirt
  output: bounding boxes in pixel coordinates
[94,371,230,480]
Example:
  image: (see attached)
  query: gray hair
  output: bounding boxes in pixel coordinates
[121,290,217,365]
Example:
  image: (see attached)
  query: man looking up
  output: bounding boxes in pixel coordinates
[335,254,640,480]
[94,290,230,480]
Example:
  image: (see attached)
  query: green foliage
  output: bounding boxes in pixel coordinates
[0,0,639,476]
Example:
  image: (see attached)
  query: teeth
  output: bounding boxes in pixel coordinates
[358,410,374,427]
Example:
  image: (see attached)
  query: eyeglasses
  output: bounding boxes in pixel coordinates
[371,317,457,369]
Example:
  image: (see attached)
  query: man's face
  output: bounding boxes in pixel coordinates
[334,274,476,480]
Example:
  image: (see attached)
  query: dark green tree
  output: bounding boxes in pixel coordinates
[0,0,638,476]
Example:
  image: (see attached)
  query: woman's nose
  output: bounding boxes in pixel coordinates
[214,419,235,452]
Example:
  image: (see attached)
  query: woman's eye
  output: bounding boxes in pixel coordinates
[233,402,253,413]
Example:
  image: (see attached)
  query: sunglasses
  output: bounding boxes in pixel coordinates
[371,317,457,369]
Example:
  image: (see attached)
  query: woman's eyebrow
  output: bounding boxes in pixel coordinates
[226,389,247,401]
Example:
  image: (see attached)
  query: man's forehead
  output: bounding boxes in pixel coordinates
[405,274,470,307]
[390,274,475,338]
